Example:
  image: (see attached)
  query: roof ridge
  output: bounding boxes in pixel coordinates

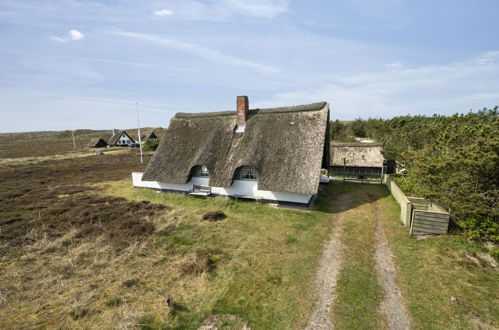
[331,142,384,147]
[175,102,327,119]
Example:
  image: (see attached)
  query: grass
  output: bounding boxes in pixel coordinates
[97,180,335,329]
[379,190,499,329]
[0,142,339,330]
[0,127,159,158]
[330,184,385,329]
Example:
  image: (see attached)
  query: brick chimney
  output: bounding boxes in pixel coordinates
[236,95,249,127]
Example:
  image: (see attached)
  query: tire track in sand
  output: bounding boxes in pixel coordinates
[305,193,351,330]
[371,201,411,330]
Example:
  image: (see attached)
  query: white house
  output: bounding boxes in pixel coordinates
[108,131,135,147]
[132,96,330,205]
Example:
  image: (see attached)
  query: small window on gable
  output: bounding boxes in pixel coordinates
[192,165,210,177]
[235,166,258,181]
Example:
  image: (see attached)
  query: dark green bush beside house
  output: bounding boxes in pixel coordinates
[331,107,498,243]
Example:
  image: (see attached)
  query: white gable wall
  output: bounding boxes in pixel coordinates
[117,133,133,146]
[132,172,313,204]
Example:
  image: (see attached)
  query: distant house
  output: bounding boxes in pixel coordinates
[87,138,108,148]
[330,142,385,179]
[132,96,330,205]
[107,131,135,147]
[141,131,159,142]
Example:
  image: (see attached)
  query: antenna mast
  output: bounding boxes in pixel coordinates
[71,130,76,149]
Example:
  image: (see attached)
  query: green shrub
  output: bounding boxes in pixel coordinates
[392,175,416,196]
[144,139,160,151]
[332,107,498,242]
[459,216,499,242]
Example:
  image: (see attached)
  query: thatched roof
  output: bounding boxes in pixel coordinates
[87,138,108,148]
[141,128,165,141]
[330,142,384,167]
[107,131,135,145]
[143,102,330,195]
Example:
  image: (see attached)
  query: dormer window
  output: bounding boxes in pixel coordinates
[192,165,210,177]
[235,166,258,180]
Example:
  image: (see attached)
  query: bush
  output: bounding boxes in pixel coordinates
[351,118,366,137]
[144,139,159,151]
[331,107,498,241]
[459,216,499,242]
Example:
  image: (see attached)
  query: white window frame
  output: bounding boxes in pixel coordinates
[236,166,258,181]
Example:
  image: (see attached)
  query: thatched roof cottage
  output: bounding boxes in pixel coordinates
[132,96,330,205]
[107,131,135,147]
[142,131,158,141]
[330,142,385,179]
[87,137,108,148]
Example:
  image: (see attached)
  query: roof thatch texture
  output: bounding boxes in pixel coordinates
[143,102,330,195]
[87,138,108,148]
[107,131,135,145]
[330,142,384,167]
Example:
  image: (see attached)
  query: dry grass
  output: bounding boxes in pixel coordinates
[0,128,157,159]
[96,181,335,329]
[0,149,164,328]
[380,190,499,329]
[0,148,128,166]
[0,144,335,328]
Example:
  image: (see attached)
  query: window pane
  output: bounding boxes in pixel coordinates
[193,165,209,177]
[237,166,257,180]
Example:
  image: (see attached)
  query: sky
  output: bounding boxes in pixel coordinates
[0,0,498,132]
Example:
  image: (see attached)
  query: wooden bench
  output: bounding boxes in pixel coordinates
[189,185,211,197]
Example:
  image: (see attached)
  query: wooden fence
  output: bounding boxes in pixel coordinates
[410,210,450,235]
[383,175,450,236]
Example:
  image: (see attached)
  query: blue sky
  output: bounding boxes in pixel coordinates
[1,0,498,132]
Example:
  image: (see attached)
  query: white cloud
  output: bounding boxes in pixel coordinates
[51,29,84,42]
[50,36,67,42]
[161,0,288,21]
[224,0,288,18]
[111,30,278,74]
[69,29,84,40]
[473,51,499,65]
[154,9,174,16]
[256,51,499,118]
[385,62,404,69]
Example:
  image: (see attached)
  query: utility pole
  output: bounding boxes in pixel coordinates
[71,130,76,149]
[136,102,144,164]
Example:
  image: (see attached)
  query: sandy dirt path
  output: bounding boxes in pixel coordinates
[304,193,351,330]
[371,201,411,330]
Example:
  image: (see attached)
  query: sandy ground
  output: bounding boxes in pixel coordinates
[371,201,411,330]
[304,193,351,330]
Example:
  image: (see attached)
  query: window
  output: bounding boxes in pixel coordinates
[236,166,258,181]
[192,165,209,177]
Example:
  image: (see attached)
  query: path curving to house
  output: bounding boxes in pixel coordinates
[304,193,351,330]
[371,201,411,330]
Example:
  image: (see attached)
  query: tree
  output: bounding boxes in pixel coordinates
[144,139,160,151]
